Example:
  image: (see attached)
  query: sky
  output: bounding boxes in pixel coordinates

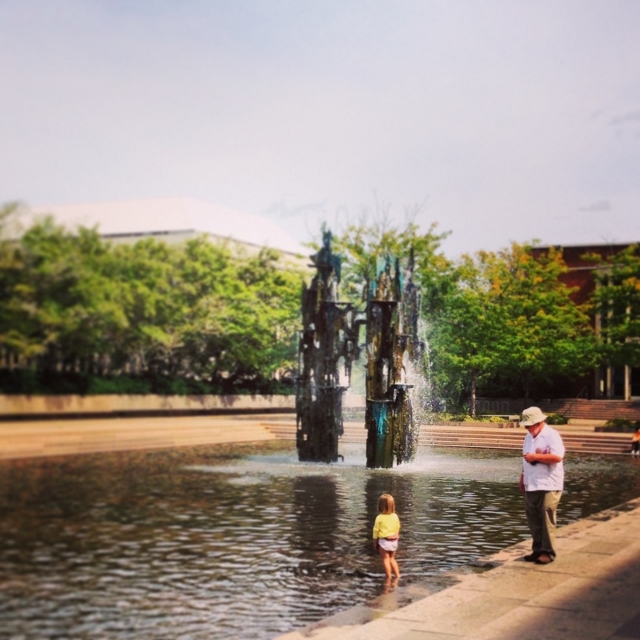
[1,0,639,259]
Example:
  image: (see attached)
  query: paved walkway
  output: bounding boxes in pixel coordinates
[278,497,640,640]
[0,414,279,459]
[1,414,633,460]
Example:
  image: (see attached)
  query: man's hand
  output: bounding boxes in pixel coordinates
[524,452,563,465]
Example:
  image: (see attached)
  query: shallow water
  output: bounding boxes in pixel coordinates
[1,441,640,639]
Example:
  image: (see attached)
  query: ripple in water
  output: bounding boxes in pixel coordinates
[1,441,640,639]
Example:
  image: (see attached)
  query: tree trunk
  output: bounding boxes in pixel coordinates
[470,368,477,417]
[523,371,531,405]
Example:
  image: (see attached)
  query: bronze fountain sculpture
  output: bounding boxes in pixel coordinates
[296,230,422,468]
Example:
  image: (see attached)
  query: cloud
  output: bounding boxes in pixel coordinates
[611,111,640,126]
[579,200,612,212]
[263,198,328,219]
[610,110,640,141]
[1,0,640,259]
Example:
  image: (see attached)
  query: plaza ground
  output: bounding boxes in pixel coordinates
[0,413,635,460]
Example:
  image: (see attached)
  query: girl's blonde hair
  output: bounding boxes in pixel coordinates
[378,493,395,514]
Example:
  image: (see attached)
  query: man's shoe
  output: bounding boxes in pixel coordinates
[523,553,540,562]
[534,554,553,565]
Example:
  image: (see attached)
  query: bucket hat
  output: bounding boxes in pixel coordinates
[519,406,547,427]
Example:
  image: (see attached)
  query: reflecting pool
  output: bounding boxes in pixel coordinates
[1,441,640,639]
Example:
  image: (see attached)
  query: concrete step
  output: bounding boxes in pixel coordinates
[0,418,276,460]
[264,421,634,456]
[423,438,628,455]
[540,398,640,421]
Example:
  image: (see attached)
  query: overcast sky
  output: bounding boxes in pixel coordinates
[1,1,639,258]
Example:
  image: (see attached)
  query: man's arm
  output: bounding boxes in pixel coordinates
[523,452,563,464]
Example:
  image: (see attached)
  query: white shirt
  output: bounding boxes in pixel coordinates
[522,423,565,491]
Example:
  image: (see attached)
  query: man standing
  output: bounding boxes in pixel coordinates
[518,406,565,565]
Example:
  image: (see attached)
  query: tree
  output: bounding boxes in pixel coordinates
[0,203,34,360]
[0,207,305,393]
[591,244,640,367]
[481,243,598,401]
[313,213,455,417]
[428,242,600,411]
[1,217,128,373]
[175,239,304,386]
[427,254,502,415]
[330,217,454,314]
[107,238,187,375]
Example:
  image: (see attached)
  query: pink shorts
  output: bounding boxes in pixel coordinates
[378,538,398,552]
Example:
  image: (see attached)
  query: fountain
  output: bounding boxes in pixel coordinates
[295,230,361,463]
[364,250,422,468]
[296,231,422,468]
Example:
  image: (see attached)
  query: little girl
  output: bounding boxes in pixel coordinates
[372,493,401,580]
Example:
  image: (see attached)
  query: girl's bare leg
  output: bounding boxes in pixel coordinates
[389,551,400,578]
[379,548,393,579]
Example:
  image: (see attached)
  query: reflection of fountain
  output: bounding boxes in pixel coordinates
[296,230,361,463]
[365,252,422,469]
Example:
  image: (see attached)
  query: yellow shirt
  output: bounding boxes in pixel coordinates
[373,513,400,540]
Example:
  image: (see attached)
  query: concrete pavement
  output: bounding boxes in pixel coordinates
[1,414,635,460]
[0,414,278,459]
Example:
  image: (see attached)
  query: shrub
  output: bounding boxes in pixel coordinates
[0,370,295,396]
[601,418,635,432]
[0,369,40,394]
[87,376,152,395]
[486,415,508,423]
[0,369,90,394]
[546,413,569,425]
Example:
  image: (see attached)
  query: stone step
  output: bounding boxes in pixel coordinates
[540,399,640,421]
[424,438,627,455]
[0,419,276,460]
[264,422,633,455]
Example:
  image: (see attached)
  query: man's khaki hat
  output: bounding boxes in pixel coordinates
[520,406,547,427]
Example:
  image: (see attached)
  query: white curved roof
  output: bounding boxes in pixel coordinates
[31,197,306,256]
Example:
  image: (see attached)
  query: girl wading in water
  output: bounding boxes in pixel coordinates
[372,493,401,580]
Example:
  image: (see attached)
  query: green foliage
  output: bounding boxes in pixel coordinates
[430,412,511,423]
[0,369,90,394]
[545,413,569,425]
[326,214,455,407]
[428,412,469,422]
[426,253,500,409]
[327,214,454,312]
[602,418,637,432]
[0,206,304,394]
[591,244,640,367]
[0,369,295,396]
[0,368,40,394]
[0,202,622,406]
[87,376,153,395]
[428,242,599,407]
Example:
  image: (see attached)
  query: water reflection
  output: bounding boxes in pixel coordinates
[1,442,639,640]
